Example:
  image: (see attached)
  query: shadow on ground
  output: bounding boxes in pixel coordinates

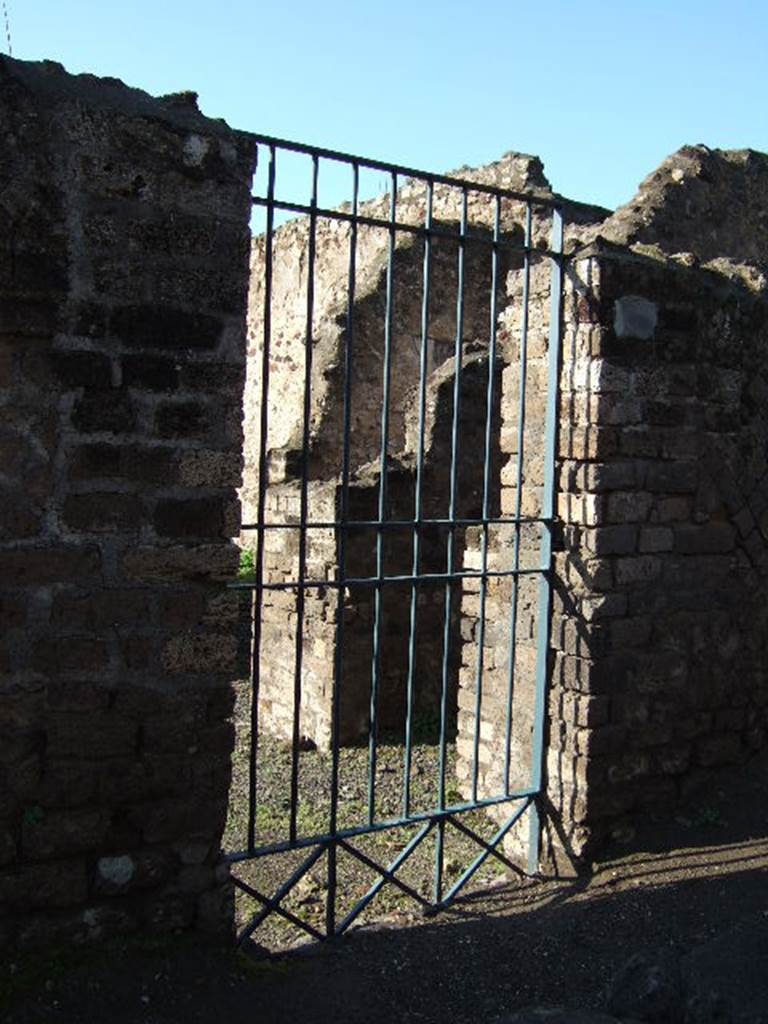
[4,751,768,1024]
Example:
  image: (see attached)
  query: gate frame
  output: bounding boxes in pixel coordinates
[228,134,566,947]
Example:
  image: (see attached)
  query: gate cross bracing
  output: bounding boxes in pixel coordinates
[228,135,565,948]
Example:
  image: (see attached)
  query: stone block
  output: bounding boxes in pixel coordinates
[581,594,627,622]
[123,636,156,669]
[0,595,26,628]
[655,496,691,522]
[32,636,109,673]
[122,543,239,582]
[69,443,175,484]
[179,449,243,487]
[583,525,637,556]
[46,715,138,758]
[50,350,113,389]
[674,523,736,554]
[71,389,136,434]
[0,545,101,585]
[610,615,652,649]
[122,354,179,391]
[638,526,673,552]
[618,428,664,458]
[156,590,207,628]
[578,461,639,493]
[34,759,99,809]
[111,303,221,350]
[93,850,174,895]
[21,808,109,861]
[0,860,88,909]
[614,295,657,340]
[51,590,149,630]
[98,755,192,803]
[154,497,224,539]
[614,556,662,586]
[606,491,653,523]
[62,492,142,533]
[645,400,687,427]
[645,461,698,493]
[155,400,210,440]
[0,830,17,868]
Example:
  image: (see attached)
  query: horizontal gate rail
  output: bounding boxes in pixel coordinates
[228,132,565,949]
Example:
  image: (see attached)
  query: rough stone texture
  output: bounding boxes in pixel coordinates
[0,57,255,947]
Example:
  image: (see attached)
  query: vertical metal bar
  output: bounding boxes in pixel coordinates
[528,206,564,874]
[403,181,434,817]
[367,170,398,826]
[289,154,319,843]
[470,195,501,804]
[434,186,468,904]
[247,144,276,854]
[327,161,360,938]
[504,202,533,795]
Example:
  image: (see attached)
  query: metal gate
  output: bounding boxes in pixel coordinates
[227,135,564,949]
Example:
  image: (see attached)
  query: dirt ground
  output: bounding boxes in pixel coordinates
[4,750,768,1024]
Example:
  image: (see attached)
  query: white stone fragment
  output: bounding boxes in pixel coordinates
[614,295,658,340]
[97,854,135,888]
[183,134,210,166]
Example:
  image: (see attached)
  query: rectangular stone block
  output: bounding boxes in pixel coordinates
[71,389,136,434]
[62,492,142,533]
[111,304,222,350]
[154,498,224,539]
[0,545,101,585]
[69,443,175,484]
[50,350,113,389]
[674,523,736,554]
[122,354,180,391]
[46,715,138,758]
[583,525,637,556]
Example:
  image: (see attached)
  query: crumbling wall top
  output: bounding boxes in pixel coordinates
[591,145,768,270]
[0,56,248,145]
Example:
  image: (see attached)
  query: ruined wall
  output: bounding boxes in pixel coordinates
[551,247,768,855]
[0,58,254,948]
[241,153,605,521]
[460,203,768,868]
[259,353,503,747]
[597,145,768,266]
[244,155,605,749]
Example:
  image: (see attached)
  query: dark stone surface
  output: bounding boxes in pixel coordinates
[0,53,254,947]
[606,952,684,1022]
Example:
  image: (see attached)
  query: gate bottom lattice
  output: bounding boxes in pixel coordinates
[227,133,564,948]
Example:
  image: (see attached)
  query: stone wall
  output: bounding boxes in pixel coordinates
[457,252,592,864]
[0,58,255,948]
[458,146,768,867]
[550,245,768,858]
[258,352,503,746]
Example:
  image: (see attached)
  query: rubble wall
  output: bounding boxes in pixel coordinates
[0,57,255,948]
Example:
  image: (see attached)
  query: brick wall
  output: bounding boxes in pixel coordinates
[557,245,768,854]
[0,57,255,948]
[459,237,768,869]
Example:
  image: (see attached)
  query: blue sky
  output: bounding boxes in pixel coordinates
[7,1,768,211]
